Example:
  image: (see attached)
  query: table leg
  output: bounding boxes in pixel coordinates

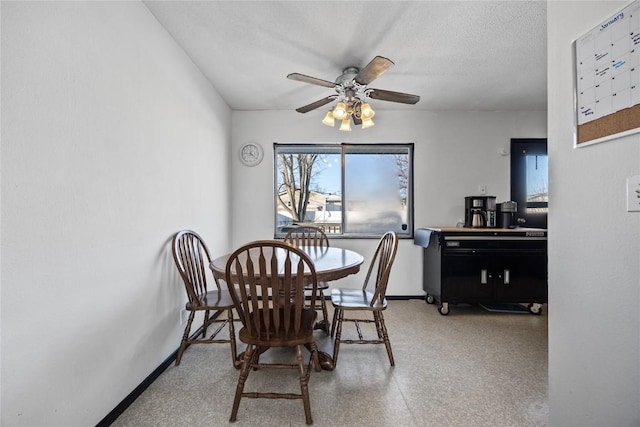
[316,349,335,371]
[313,319,330,334]
[304,342,335,371]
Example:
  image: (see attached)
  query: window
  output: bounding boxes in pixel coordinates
[510,138,548,228]
[274,143,414,238]
[525,154,548,213]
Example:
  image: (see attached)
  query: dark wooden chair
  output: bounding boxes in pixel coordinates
[225,240,321,425]
[171,230,237,367]
[330,231,398,367]
[284,225,331,334]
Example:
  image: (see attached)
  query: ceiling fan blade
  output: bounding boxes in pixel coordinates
[295,95,337,113]
[355,56,395,85]
[368,88,420,104]
[287,73,336,88]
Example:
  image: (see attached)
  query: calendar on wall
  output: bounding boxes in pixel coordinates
[573,0,640,147]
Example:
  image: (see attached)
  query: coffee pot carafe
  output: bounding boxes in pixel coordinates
[471,209,486,228]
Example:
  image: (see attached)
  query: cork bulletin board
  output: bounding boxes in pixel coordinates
[573,0,640,147]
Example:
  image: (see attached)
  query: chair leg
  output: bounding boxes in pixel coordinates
[296,345,313,425]
[308,340,322,372]
[230,344,254,422]
[226,308,239,368]
[175,311,195,366]
[375,311,395,366]
[332,308,344,367]
[202,309,210,337]
[319,289,330,334]
[373,311,384,339]
[331,308,339,338]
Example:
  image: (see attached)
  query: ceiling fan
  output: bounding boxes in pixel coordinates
[287,56,420,130]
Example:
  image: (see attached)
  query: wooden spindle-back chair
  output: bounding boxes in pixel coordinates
[224,240,321,425]
[171,230,237,367]
[330,231,398,366]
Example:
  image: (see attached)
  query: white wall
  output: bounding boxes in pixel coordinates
[1,2,231,425]
[548,2,640,426]
[231,109,547,294]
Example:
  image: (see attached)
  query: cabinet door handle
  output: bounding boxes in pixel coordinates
[503,269,510,284]
[480,269,488,284]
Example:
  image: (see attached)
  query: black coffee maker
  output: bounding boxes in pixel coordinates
[464,196,497,228]
[497,201,518,228]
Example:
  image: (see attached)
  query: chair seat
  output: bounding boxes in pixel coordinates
[239,307,317,347]
[331,288,387,310]
[185,289,235,311]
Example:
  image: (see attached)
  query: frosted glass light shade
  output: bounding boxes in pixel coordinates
[339,118,352,131]
[322,110,335,126]
[333,102,348,120]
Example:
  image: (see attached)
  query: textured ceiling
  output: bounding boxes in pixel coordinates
[144,1,547,113]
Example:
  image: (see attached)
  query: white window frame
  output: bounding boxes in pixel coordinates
[274,143,414,239]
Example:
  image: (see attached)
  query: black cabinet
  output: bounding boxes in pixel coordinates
[415,227,547,315]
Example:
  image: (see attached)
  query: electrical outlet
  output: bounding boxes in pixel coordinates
[478,185,487,195]
[627,175,640,212]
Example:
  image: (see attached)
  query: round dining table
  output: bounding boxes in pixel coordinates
[209,245,364,283]
[209,245,364,370]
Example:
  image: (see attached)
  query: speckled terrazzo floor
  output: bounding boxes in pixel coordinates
[111,300,548,427]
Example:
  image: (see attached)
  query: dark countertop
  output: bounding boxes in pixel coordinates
[418,226,547,233]
[414,226,547,248]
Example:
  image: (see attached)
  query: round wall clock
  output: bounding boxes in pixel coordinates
[239,142,264,167]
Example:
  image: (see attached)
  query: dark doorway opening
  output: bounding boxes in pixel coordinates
[511,138,548,229]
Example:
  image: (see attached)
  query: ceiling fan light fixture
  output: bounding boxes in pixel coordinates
[361,117,375,129]
[339,118,352,131]
[322,110,335,127]
[289,55,419,131]
[333,102,348,120]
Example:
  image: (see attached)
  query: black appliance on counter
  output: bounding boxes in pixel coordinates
[464,196,497,228]
[497,201,518,228]
[414,227,548,315]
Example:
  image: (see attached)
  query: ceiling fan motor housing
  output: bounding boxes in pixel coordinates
[335,66,360,86]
